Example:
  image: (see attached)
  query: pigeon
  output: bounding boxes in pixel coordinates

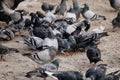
[41,2,55,12]
[39,70,84,80]
[22,46,57,64]
[54,0,68,16]
[86,44,102,65]
[109,0,120,10]
[112,11,120,29]
[80,3,106,21]
[16,36,43,50]
[73,36,95,51]
[105,70,120,80]
[79,31,109,44]
[25,59,61,80]
[0,28,15,41]
[0,44,19,61]
[72,0,81,20]
[86,64,107,80]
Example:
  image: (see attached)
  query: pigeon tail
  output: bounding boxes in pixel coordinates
[96,15,106,20]
[97,32,109,39]
[22,53,32,57]
[25,70,36,78]
[9,48,19,53]
[16,40,25,44]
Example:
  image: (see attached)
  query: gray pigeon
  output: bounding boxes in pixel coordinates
[54,0,68,16]
[80,3,106,21]
[109,0,120,10]
[23,46,57,64]
[0,44,19,61]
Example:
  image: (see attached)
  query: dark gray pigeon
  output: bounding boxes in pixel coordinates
[54,0,68,16]
[0,44,19,61]
[109,0,120,10]
[86,64,107,80]
[39,70,84,80]
[86,45,102,65]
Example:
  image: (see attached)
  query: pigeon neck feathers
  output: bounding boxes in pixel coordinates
[51,59,60,69]
[82,4,89,13]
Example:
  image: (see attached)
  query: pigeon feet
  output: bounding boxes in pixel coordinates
[44,78,47,80]
[0,55,6,61]
[89,63,95,68]
[63,52,73,56]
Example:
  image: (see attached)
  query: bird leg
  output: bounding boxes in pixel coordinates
[89,63,95,68]
[96,39,101,45]
[62,52,73,56]
[111,28,117,32]
[0,55,5,61]
[44,78,47,80]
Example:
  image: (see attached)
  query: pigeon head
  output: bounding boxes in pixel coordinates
[51,59,61,69]
[80,3,89,13]
[68,36,76,46]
